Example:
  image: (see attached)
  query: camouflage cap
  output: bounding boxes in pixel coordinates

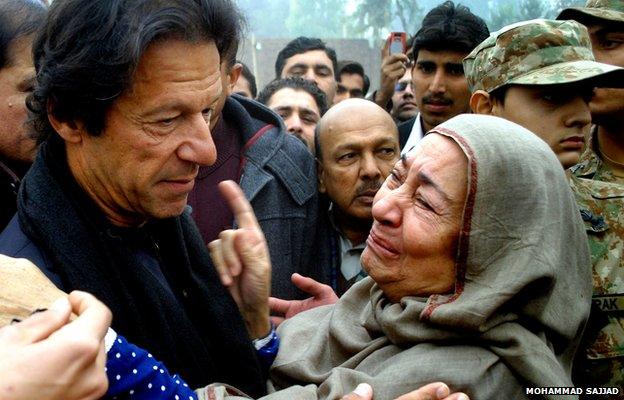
[464,19,624,93]
[558,0,624,25]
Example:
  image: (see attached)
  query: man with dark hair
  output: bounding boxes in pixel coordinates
[0,0,46,231]
[334,60,370,104]
[399,1,489,152]
[274,36,338,104]
[232,61,257,98]
[557,0,624,390]
[257,77,327,153]
[0,0,268,395]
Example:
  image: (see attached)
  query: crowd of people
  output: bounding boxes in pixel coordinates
[0,0,623,399]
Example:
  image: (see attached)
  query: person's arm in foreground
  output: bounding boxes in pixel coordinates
[0,291,110,400]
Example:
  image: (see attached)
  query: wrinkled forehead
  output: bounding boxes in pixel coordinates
[284,50,334,70]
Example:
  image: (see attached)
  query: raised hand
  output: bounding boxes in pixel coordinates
[208,180,271,339]
[374,38,410,109]
[269,273,338,325]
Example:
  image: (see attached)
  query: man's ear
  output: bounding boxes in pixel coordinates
[469,90,496,116]
[226,63,243,94]
[317,159,327,193]
[46,101,86,144]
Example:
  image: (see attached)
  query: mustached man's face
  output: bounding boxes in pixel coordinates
[412,49,471,132]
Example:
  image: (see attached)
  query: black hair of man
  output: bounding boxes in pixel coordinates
[412,1,489,57]
[257,76,328,116]
[336,60,370,95]
[238,61,258,98]
[0,0,46,70]
[28,0,244,144]
[274,36,338,79]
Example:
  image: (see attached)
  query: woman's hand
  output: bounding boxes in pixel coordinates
[208,180,271,339]
[269,273,338,325]
[342,382,469,400]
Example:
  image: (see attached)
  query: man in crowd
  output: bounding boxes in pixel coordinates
[464,19,623,169]
[188,44,319,301]
[0,0,268,395]
[0,0,46,230]
[275,36,338,104]
[557,0,624,390]
[257,76,328,153]
[333,60,370,104]
[399,1,489,152]
[232,61,257,99]
[313,99,400,295]
[390,66,419,123]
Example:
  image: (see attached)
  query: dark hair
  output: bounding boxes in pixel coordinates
[274,37,337,78]
[336,60,370,95]
[257,77,328,117]
[0,0,46,69]
[489,85,508,105]
[28,0,245,143]
[238,61,257,98]
[412,1,489,58]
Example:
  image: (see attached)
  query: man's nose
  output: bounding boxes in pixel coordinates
[176,113,217,166]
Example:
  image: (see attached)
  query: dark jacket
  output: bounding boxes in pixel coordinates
[0,126,266,396]
[217,96,321,300]
[0,160,22,231]
[398,117,415,150]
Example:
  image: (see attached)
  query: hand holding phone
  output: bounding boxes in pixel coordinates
[388,32,407,55]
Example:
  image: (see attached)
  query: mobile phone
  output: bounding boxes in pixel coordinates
[388,32,407,55]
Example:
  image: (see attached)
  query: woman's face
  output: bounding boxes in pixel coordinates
[361,133,468,302]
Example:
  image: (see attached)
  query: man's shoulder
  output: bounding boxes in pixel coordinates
[229,96,317,205]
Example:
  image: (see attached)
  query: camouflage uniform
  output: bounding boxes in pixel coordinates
[558,1,624,394]
[465,15,624,394]
[569,130,624,394]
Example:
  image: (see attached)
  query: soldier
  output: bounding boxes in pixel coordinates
[464,19,624,168]
[557,0,624,392]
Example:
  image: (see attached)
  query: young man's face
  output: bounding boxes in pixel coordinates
[491,83,593,168]
[280,50,336,104]
[334,72,365,104]
[586,21,624,124]
[412,49,471,132]
[266,87,320,152]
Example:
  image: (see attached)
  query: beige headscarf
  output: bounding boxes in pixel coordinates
[266,114,592,400]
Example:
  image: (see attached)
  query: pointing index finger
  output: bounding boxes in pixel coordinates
[218,180,260,230]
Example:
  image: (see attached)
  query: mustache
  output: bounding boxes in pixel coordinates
[422,94,452,106]
[356,180,383,196]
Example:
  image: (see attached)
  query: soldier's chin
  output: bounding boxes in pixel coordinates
[557,150,581,170]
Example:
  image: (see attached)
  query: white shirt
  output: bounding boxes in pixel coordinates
[401,113,425,156]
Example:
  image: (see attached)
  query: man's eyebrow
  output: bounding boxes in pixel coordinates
[418,170,450,202]
[273,105,294,113]
[288,63,310,70]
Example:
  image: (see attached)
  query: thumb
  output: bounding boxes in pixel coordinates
[342,383,373,400]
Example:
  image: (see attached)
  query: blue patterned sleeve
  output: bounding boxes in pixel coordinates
[104,329,197,400]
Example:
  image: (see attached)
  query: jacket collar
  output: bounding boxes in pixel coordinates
[222,95,316,206]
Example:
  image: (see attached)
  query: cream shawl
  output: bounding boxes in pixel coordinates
[266,114,592,400]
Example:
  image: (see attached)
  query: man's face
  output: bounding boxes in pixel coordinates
[266,87,320,152]
[69,40,220,225]
[391,68,418,122]
[491,84,592,169]
[280,50,336,104]
[318,112,399,221]
[334,72,365,104]
[586,22,624,124]
[412,49,471,132]
[0,36,36,163]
